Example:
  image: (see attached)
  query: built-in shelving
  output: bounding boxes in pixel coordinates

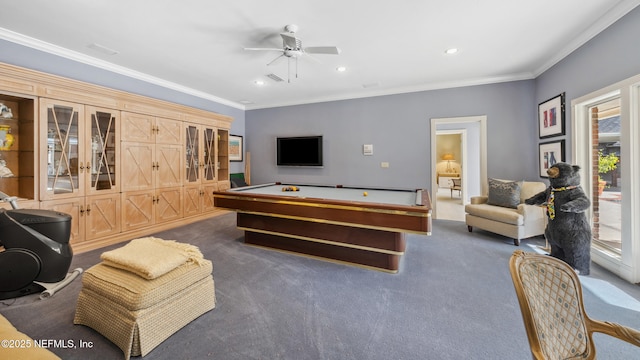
[0,93,36,204]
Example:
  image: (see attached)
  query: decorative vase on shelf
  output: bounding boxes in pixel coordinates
[0,103,13,119]
[0,125,14,150]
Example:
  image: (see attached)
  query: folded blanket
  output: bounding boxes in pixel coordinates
[101,237,204,280]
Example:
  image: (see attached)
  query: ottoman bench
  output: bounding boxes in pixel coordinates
[74,237,215,359]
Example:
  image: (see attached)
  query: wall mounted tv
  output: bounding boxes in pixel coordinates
[276,135,323,167]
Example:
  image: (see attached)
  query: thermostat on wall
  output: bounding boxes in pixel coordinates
[363,144,373,155]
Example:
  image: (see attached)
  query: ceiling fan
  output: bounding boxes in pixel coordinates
[244,24,341,82]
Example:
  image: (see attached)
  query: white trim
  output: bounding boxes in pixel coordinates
[571,73,640,283]
[0,28,245,110]
[532,0,640,77]
[430,116,487,220]
[247,74,534,110]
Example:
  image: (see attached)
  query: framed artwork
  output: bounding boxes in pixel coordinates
[229,135,243,162]
[538,93,565,138]
[538,140,565,177]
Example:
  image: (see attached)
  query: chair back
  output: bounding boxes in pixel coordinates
[509,250,594,359]
[451,178,461,187]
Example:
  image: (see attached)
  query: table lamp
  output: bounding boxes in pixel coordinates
[442,153,455,172]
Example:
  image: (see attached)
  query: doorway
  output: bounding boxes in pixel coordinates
[430,116,487,220]
[435,131,465,221]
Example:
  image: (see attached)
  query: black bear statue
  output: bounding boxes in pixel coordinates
[525,162,592,275]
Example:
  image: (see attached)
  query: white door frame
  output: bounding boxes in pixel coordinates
[430,115,487,219]
[571,73,640,283]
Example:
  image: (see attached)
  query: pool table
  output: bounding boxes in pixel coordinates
[213,183,431,273]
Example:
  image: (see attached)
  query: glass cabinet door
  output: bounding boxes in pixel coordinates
[43,101,83,198]
[185,124,199,183]
[203,127,216,182]
[88,108,118,193]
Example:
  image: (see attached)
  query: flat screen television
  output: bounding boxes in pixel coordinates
[276,135,323,167]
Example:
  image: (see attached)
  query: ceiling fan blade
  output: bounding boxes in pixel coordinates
[280,33,301,49]
[244,47,283,52]
[304,46,341,55]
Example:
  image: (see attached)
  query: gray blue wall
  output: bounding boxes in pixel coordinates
[246,80,537,190]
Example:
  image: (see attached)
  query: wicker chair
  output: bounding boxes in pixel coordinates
[509,250,640,359]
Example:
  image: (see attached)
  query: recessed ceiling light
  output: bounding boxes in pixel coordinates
[336,66,347,72]
[254,80,265,86]
[445,48,458,55]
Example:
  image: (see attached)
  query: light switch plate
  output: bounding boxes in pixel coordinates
[363,144,373,155]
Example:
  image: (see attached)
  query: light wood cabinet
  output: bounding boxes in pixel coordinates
[217,129,230,190]
[121,189,154,232]
[121,112,183,192]
[121,142,155,191]
[40,99,85,200]
[85,193,121,240]
[121,187,183,232]
[155,187,183,222]
[86,106,120,195]
[185,123,218,185]
[121,112,184,229]
[0,62,233,254]
[41,192,121,245]
[40,197,84,244]
[184,123,220,215]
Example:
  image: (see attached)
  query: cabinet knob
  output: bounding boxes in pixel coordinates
[79,206,85,214]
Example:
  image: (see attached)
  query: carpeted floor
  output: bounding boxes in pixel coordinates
[2,213,640,359]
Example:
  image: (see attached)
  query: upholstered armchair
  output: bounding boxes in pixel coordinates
[465,179,546,245]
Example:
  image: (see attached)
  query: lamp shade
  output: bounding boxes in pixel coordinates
[442,153,455,161]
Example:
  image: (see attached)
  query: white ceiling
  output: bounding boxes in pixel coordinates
[0,0,638,110]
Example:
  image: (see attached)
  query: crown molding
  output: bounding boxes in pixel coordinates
[0,27,245,110]
[533,0,640,76]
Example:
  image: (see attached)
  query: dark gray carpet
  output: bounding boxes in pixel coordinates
[2,213,640,359]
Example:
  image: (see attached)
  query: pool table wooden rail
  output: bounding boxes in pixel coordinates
[213,191,431,234]
[213,185,431,272]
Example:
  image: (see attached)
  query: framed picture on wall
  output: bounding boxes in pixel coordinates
[229,135,243,162]
[538,93,565,138]
[538,140,565,177]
